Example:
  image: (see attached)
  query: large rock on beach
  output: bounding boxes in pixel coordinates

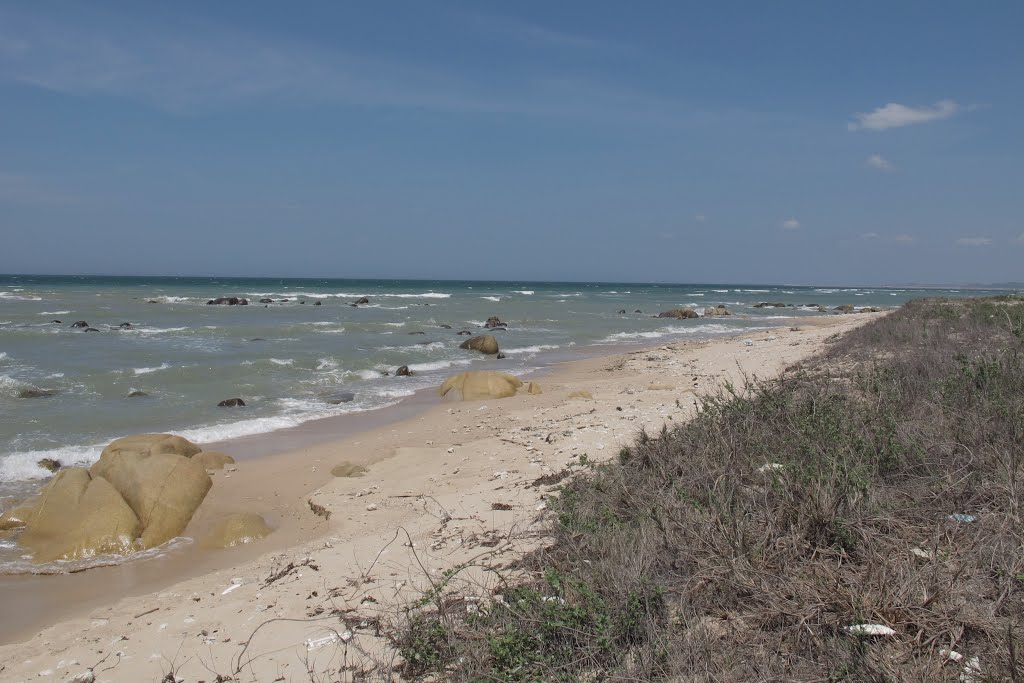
[90,448,211,549]
[4,468,142,563]
[200,513,272,549]
[17,388,58,399]
[438,371,523,401]
[658,308,699,319]
[703,306,731,317]
[100,433,202,459]
[459,334,500,355]
[207,297,248,306]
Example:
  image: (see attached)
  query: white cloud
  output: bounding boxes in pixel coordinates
[848,100,961,131]
[893,234,915,244]
[865,154,894,171]
[1012,232,1024,245]
[860,232,880,240]
[781,218,800,230]
[956,237,992,247]
[694,214,705,223]
[859,231,914,244]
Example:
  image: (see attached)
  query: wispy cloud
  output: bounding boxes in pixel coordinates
[865,154,894,172]
[694,214,706,223]
[781,218,800,230]
[848,100,962,131]
[1012,233,1024,246]
[956,236,992,247]
[470,14,617,51]
[860,231,914,244]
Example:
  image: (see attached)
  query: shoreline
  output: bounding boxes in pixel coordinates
[0,312,883,680]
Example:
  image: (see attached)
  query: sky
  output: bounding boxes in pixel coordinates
[1,1,1022,285]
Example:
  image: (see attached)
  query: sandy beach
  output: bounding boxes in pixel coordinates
[0,312,883,683]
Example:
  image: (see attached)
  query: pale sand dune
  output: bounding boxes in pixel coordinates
[0,313,883,682]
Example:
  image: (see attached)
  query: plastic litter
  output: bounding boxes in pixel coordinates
[846,623,895,636]
[757,463,784,473]
[948,513,976,524]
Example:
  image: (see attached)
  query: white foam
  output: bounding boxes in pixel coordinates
[501,345,560,355]
[0,443,106,482]
[38,311,71,315]
[480,296,501,302]
[152,296,193,303]
[512,290,535,295]
[124,326,190,337]
[133,362,172,375]
[269,358,294,366]
[246,291,450,299]
[0,291,42,301]
[407,359,473,373]
[382,322,406,327]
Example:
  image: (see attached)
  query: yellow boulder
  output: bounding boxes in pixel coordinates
[200,513,272,549]
[439,371,523,401]
[193,451,235,471]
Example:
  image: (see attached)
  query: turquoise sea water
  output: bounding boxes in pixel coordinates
[0,275,1008,505]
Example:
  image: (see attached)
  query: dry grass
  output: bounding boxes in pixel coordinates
[389,296,1024,682]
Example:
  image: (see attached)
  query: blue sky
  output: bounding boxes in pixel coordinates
[1,1,1021,285]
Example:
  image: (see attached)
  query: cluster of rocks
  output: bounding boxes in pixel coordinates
[0,434,260,564]
[207,297,249,306]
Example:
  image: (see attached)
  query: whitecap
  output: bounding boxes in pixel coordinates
[407,359,473,373]
[269,358,294,366]
[512,290,535,295]
[480,296,501,302]
[501,344,560,355]
[37,311,70,316]
[133,362,172,375]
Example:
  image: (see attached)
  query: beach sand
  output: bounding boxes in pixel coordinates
[0,312,882,682]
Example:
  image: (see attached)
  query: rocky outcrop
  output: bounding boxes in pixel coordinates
[207,297,249,306]
[438,371,524,401]
[484,316,507,329]
[395,365,413,377]
[658,308,699,319]
[259,298,274,304]
[703,306,732,317]
[459,334,500,355]
[200,513,271,549]
[834,304,855,314]
[71,321,89,328]
[218,398,246,407]
[354,297,369,305]
[754,302,786,308]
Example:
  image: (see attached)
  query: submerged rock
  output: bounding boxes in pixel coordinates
[438,371,523,401]
[354,297,369,305]
[71,321,89,328]
[17,388,58,399]
[207,297,248,306]
[484,316,507,329]
[526,382,543,395]
[395,365,413,377]
[703,306,732,317]
[754,302,786,308]
[658,308,699,319]
[459,334,499,355]
[259,298,274,304]
[331,462,368,478]
[127,390,148,398]
[218,398,246,407]
[324,391,355,405]
[200,513,272,549]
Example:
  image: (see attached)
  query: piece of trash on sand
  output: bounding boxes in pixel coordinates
[940,649,982,682]
[910,547,935,560]
[306,632,340,650]
[846,623,895,636]
[757,463,784,473]
[221,578,244,595]
[948,513,976,524]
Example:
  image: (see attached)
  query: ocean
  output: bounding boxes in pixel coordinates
[0,275,1001,507]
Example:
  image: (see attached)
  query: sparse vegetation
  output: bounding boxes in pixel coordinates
[391,297,1024,681]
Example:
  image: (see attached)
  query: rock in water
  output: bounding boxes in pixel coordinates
[17,388,58,399]
[71,321,89,328]
[206,297,249,306]
[438,371,523,401]
[127,390,148,398]
[37,458,62,473]
[193,451,235,470]
[459,334,500,355]
[218,398,246,407]
[200,513,272,549]
[703,306,732,317]
[395,365,413,377]
[834,304,855,313]
[324,391,355,405]
[657,308,699,319]
[354,296,369,305]
[259,298,274,304]
[331,462,368,477]
[484,316,507,328]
